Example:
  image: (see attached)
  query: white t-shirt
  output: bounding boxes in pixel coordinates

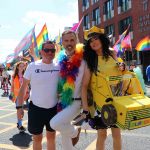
[73,60,86,98]
[24,60,60,109]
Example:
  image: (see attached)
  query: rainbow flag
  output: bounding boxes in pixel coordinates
[35,23,49,57]
[135,36,150,51]
[54,30,63,60]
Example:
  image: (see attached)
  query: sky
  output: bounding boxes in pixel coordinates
[0,0,78,63]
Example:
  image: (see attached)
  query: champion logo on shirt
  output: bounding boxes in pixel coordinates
[35,69,59,73]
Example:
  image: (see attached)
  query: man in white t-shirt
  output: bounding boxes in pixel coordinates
[17,41,59,150]
[50,30,85,150]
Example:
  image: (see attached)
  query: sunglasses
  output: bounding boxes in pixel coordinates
[43,48,56,53]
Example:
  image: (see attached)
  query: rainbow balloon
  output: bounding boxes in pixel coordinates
[135,36,150,51]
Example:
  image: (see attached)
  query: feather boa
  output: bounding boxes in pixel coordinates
[58,44,83,108]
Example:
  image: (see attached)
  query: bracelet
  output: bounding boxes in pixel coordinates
[82,110,89,115]
[16,106,23,109]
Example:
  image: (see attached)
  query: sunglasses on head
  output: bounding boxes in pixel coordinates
[43,48,56,53]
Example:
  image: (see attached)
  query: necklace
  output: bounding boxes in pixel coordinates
[57,44,83,108]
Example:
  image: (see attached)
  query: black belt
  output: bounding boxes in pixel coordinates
[72,98,81,101]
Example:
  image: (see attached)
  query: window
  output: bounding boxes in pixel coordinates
[92,7,100,25]
[83,14,90,30]
[103,0,114,20]
[92,0,99,4]
[118,0,131,13]
[82,0,89,10]
[119,17,132,34]
[105,24,115,36]
[143,0,148,11]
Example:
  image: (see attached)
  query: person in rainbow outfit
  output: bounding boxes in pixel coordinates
[50,30,86,150]
[81,26,122,150]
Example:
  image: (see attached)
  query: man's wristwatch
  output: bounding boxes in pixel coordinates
[16,105,23,109]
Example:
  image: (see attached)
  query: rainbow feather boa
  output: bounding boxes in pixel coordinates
[57,44,83,108]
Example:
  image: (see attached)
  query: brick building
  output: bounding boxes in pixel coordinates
[78,0,150,81]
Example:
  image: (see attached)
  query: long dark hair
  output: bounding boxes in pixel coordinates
[13,61,25,79]
[83,33,113,74]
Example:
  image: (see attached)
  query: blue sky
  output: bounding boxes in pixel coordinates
[0,0,78,63]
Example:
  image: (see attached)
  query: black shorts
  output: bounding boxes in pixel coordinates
[28,101,57,135]
[89,116,118,130]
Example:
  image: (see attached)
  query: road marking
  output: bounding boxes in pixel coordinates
[0,122,15,126]
[122,132,150,138]
[0,104,14,109]
[26,129,97,150]
[0,108,16,112]
[0,120,28,134]
[0,112,16,119]
[82,129,97,134]
[85,129,111,150]
[0,98,8,101]
[0,101,12,104]
[0,144,22,150]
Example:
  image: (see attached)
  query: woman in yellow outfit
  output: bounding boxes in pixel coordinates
[10,61,29,132]
[81,26,122,150]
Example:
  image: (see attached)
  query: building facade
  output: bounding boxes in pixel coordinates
[78,0,150,81]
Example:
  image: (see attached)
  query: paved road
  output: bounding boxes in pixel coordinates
[0,88,150,150]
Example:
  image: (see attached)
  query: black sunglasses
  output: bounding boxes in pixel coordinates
[43,48,56,53]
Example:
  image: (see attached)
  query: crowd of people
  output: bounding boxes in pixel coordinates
[0,67,11,96]
[0,26,149,150]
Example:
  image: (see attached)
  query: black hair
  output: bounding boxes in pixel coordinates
[83,33,113,74]
[119,62,126,71]
[42,40,55,50]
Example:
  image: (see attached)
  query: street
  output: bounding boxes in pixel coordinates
[0,88,150,150]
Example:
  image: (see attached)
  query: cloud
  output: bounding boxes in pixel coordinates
[0,38,18,63]
[0,1,78,63]
[0,24,11,30]
[22,1,78,38]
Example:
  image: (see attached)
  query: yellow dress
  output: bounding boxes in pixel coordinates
[97,56,121,76]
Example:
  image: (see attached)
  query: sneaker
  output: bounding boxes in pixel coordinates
[17,123,26,132]
[72,127,81,146]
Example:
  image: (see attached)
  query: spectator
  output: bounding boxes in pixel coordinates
[17,41,59,150]
[146,65,150,84]
[9,61,29,132]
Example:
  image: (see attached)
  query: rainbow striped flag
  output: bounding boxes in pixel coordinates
[135,36,150,51]
[35,23,49,57]
[55,30,62,52]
